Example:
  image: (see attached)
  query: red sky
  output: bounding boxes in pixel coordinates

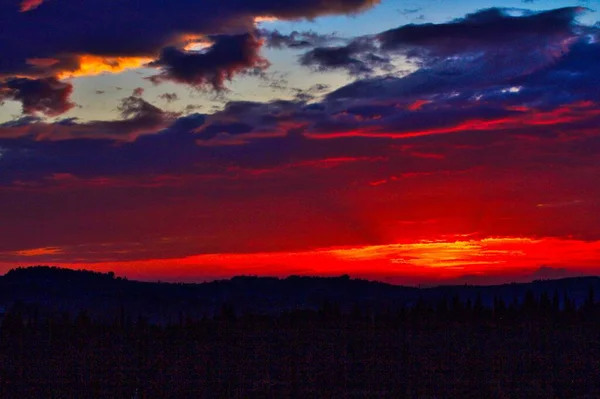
[1,3,599,285]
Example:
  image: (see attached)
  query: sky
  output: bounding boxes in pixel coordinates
[1,0,600,285]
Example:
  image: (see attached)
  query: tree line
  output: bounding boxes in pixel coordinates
[2,287,600,398]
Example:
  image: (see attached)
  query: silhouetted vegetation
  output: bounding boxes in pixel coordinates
[2,267,600,397]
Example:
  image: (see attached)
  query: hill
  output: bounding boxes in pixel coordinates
[1,266,600,323]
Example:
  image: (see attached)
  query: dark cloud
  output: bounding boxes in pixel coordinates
[183,104,203,114]
[200,123,255,140]
[0,0,380,116]
[0,77,74,117]
[240,0,380,20]
[378,7,583,55]
[302,7,586,81]
[261,30,339,49]
[325,8,597,109]
[149,33,269,90]
[510,40,600,106]
[0,95,174,142]
[400,8,421,15]
[2,10,599,148]
[327,37,600,119]
[293,83,330,101]
[159,93,179,103]
[195,99,328,140]
[0,7,597,172]
[0,112,206,187]
[299,38,391,75]
[0,0,379,79]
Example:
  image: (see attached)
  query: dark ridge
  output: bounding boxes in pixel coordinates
[2,266,600,324]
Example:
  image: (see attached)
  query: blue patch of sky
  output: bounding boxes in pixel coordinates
[264,0,597,37]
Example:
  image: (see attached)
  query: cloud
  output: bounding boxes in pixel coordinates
[249,0,380,19]
[0,95,175,142]
[378,7,583,56]
[14,246,63,257]
[1,0,379,80]
[326,9,597,108]
[19,0,45,12]
[149,33,270,90]
[1,5,600,268]
[261,30,340,49]
[2,12,599,147]
[301,7,586,83]
[292,83,331,101]
[193,99,328,143]
[0,0,380,115]
[1,102,600,259]
[0,77,74,117]
[400,8,422,15]
[510,40,600,106]
[299,38,391,75]
[159,93,179,103]
[200,122,255,140]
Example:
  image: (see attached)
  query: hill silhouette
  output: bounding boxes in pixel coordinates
[2,266,600,323]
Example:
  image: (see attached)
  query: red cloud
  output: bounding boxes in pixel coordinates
[305,102,600,140]
[20,0,45,12]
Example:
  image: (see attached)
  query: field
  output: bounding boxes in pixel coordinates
[2,314,600,398]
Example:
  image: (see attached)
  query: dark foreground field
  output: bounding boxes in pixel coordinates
[2,312,600,398]
[2,267,600,398]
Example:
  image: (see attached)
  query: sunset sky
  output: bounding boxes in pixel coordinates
[1,0,599,285]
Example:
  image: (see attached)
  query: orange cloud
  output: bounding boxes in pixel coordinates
[181,34,213,51]
[15,247,64,257]
[57,55,153,79]
[254,16,279,23]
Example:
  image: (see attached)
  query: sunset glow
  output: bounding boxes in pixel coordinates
[2,236,599,285]
[1,0,600,284]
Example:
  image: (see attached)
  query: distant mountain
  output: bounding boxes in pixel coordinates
[1,266,600,323]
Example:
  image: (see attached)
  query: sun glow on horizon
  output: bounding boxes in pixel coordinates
[4,236,600,284]
[327,237,539,268]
